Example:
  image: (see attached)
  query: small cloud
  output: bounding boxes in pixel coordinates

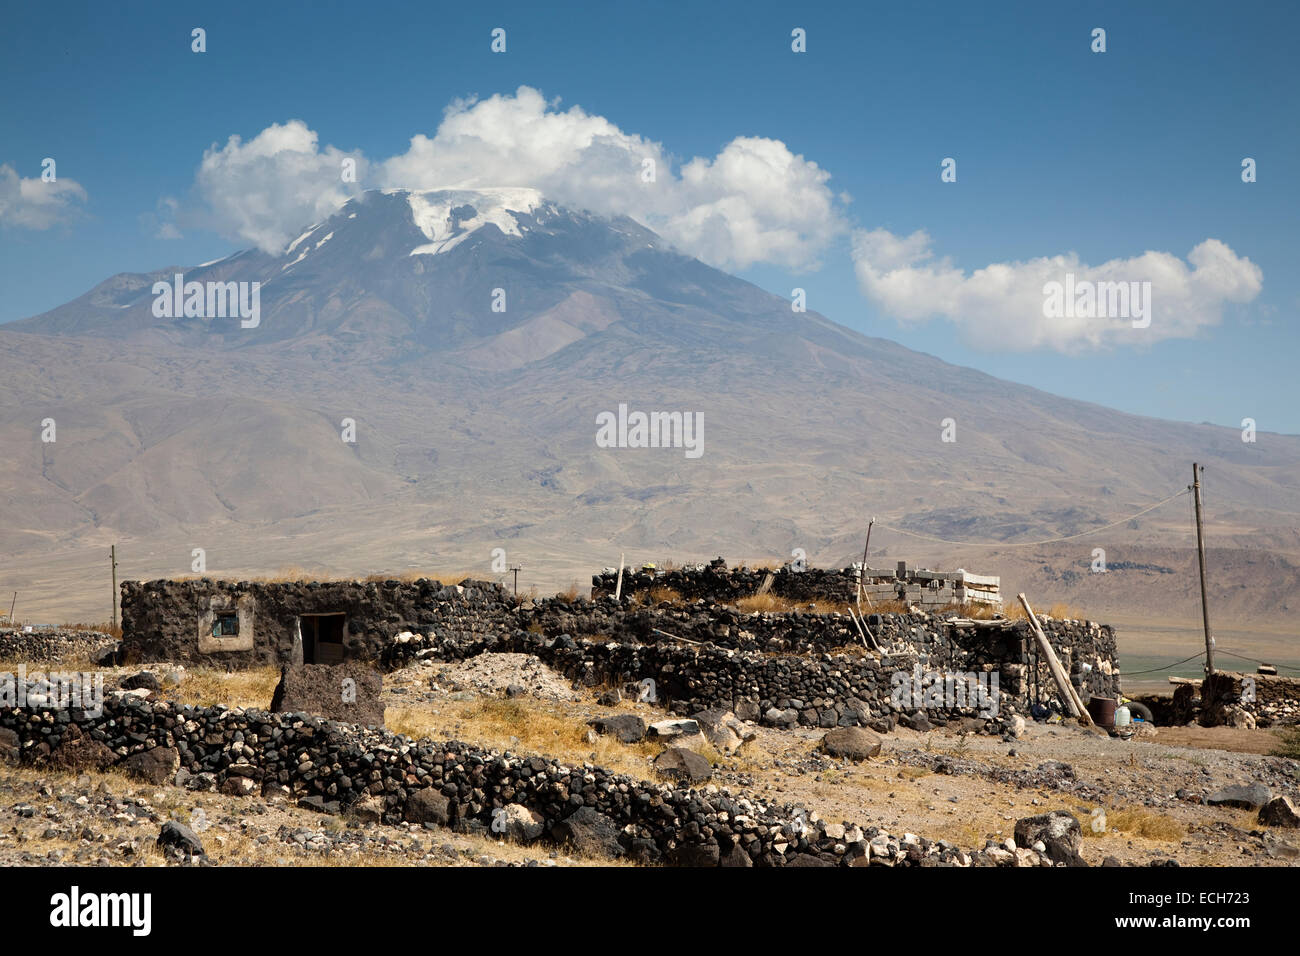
[851,229,1262,352]
[0,163,87,229]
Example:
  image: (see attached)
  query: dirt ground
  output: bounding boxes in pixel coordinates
[3,653,1298,867]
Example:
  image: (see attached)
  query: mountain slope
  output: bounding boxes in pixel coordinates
[3,188,1299,629]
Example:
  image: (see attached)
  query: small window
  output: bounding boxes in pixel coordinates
[213,613,239,637]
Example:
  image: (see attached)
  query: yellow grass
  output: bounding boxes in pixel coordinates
[555,582,582,601]
[386,697,663,780]
[644,586,683,605]
[733,594,855,615]
[172,665,281,709]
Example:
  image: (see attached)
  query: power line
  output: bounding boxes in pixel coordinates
[873,488,1191,549]
[1122,652,1205,676]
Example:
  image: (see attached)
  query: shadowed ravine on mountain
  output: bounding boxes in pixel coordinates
[3,188,1299,636]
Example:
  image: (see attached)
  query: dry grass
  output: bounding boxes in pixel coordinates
[644,586,683,605]
[554,582,582,601]
[733,594,854,615]
[1078,804,1183,841]
[386,697,663,780]
[171,665,280,709]
[1270,726,1300,760]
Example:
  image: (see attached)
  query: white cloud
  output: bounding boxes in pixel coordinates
[0,163,87,229]
[851,229,1263,351]
[195,120,367,254]
[191,88,846,268]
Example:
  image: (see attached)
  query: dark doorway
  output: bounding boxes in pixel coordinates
[301,613,346,664]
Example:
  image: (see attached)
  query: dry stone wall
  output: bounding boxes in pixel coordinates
[0,696,975,867]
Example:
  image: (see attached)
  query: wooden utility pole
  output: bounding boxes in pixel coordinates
[7,592,15,624]
[1191,463,1215,677]
[110,545,118,630]
[508,564,522,597]
[857,517,875,608]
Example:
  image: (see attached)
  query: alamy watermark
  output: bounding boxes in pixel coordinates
[1,665,104,717]
[152,273,261,328]
[891,663,999,718]
[1042,273,1150,329]
[595,403,703,459]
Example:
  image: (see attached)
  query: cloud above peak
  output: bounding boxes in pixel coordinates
[191,87,848,270]
[851,229,1262,352]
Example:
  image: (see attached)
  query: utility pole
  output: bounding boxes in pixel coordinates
[110,544,118,630]
[1192,463,1215,677]
[857,517,875,608]
[508,564,522,597]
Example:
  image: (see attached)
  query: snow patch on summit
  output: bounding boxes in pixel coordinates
[403,188,545,257]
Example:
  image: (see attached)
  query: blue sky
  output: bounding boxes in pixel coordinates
[2,1,1296,430]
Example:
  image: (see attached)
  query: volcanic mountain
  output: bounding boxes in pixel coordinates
[3,188,1299,643]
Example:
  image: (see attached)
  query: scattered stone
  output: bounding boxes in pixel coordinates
[588,714,646,744]
[1014,811,1087,867]
[648,719,700,739]
[654,747,712,783]
[818,726,883,762]
[1206,783,1271,810]
[1258,796,1300,828]
[157,821,204,861]
[120,671,161,692]
[123,746,180,785]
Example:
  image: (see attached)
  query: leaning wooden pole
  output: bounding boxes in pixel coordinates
[1018,593,1093,726]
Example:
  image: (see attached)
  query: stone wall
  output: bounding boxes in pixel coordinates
[1172,671,1300,728]
[381,611,1119,730]
[590,559,1000,608]
[0,696,978,867]
[0,627,117,664]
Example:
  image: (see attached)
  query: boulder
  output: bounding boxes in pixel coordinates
[494,803,544,843]
[551,807,624,858]
[270,662,385,728]
[648,719,700,739]
[120,671,161,692]
[654,747,712,784]
[719,841,753,867]
[299,795,341,815]
[1258,796,1300,828]
[692,708,756,753]
[157,821,204,860]
[404,788,451,827]
[1206,783,1271,810]
[219,775,257,796]
[123,746,180,785]
[348,795,385,824]
[818,726,883,761]
[48,724,115,773]
[666,842,720,867]
[1014,811,1087,867]
[588,714,646,744]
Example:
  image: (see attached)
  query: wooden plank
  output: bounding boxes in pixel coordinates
[1018,593,1094,726]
